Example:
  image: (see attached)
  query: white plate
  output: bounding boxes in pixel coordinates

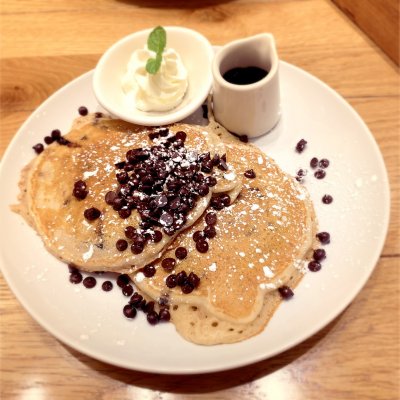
[0,61,390,374]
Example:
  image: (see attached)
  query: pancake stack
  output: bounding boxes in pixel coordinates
[14,115,242,273]
[133,140,316,344]
[14,114,317,345]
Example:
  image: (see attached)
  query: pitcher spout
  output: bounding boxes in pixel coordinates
[214,33,278,81]
[240,33,276,50]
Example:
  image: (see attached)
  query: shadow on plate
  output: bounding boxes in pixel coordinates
[61,311,344,394]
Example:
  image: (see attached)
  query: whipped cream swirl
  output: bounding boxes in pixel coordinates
[121,47,188,112]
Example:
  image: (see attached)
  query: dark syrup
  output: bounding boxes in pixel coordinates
[223,66,268,85]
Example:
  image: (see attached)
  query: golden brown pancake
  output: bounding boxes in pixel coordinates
[13,115,242,273]
[167,271,302,345]
[133,142,317,344]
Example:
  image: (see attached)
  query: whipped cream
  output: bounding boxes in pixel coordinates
[121,46,188,112]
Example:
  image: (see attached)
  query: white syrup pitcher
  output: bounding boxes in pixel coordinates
[212,33,280,138]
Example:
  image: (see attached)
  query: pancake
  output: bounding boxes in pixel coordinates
[168,270,303,345]
[133,142,317,344]
[13,114,242,273]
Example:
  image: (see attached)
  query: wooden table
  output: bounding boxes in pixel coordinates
[1,1,399,399]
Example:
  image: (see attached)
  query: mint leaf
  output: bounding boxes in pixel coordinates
[145,26,166,74]
[147,26,166,54]
[146,53,162,75]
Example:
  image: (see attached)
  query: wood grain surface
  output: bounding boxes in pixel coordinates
[0,1,399,399]
[332,0,399,65]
